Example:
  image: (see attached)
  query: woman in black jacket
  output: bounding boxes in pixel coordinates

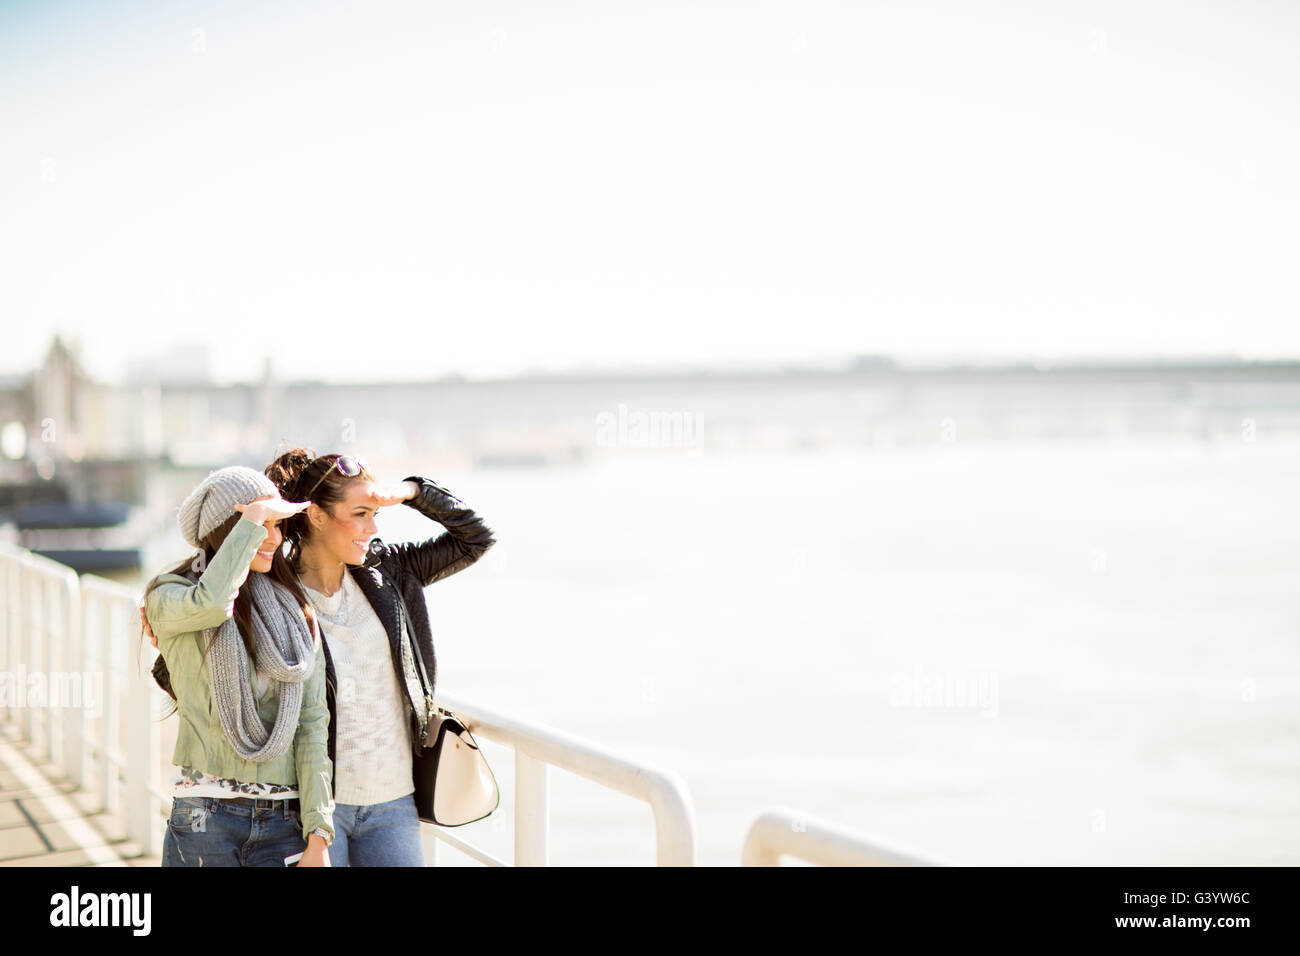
[261,448,496,866]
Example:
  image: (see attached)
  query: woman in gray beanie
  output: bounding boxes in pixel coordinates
[143,465,334,867]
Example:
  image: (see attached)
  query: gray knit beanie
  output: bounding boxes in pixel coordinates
[177,465,280,549]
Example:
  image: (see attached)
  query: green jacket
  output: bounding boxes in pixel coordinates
[145,517,334,843]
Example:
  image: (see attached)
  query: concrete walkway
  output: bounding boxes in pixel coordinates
[0,725,160,867]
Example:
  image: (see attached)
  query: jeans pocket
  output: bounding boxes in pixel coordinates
[168,798,209,834]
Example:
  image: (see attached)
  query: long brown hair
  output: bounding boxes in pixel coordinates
[264,447,375,573]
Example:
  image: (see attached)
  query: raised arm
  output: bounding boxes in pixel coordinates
[145,518,269,639]
[381,476,496,587]
[144,496,307,639]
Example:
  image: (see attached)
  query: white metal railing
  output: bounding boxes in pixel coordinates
[0,542,697,866]
[2,539,945,869]
[0,542,164,858]
[741,806,941,866]
[424,691,696,866]
[82,573,163,853]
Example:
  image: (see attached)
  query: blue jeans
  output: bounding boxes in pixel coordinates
[327,792,425,867]
[161,796,307,867]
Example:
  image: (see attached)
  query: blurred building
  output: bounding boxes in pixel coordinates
[3,337,1300,491]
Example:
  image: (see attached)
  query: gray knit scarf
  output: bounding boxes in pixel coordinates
[206,572,319,762]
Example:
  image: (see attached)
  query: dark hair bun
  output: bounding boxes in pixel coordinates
[265,446,316,500]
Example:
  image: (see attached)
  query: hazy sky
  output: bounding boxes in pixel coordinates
[2,0,1297,384]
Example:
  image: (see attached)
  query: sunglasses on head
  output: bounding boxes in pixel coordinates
[299,455,367,502]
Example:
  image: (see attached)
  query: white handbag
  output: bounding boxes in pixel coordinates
[404,622,499,826]
[415,704,500,826]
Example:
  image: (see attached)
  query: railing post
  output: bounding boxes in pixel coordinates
[1,550,17,728]
[42,570,55,753]
[421,822,441,867]
[515,751,549,866]
[35,565,52,754]
[125,642,159,856]
[63,574,85,788]
[647,769,696,867]
[97,593,120,815]
[46,566,78,768]
[107,578,157,856]
[21,557,39,745]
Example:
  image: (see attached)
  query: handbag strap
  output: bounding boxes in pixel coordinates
[374,565,436,723]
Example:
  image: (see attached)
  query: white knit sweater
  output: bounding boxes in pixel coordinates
[304,572,414,806]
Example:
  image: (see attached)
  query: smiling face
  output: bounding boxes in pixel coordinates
[307,479,378,566]
[245,494,286,574]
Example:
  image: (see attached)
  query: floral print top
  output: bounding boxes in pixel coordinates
[170,764,299,799]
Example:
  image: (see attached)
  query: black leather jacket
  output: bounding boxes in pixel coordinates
[327,475,496,766]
